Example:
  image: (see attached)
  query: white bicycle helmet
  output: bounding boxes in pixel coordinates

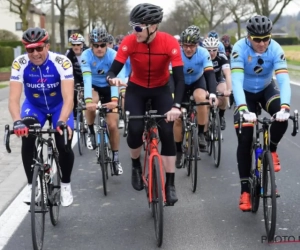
[202,37,219,48]
[69,33,85,44]
[174,34,180,41]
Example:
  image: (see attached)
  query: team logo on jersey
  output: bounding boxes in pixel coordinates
[12,61,21,71]
[187,68,194,74]
[55,56,64,64]
[18,56,26,65]
[98,69,105,75]
[81,60,86,64]
[31,66,36,72]
[62,60,71,70]
[280,54,286,61]
[232,52,238,59]
[213,61,218,67]
[33,93,40,98]
[122,45,128,51]
[254,66,263,74]
[50,92,56,97]
[207,56,211,61]
[172,49,178,55]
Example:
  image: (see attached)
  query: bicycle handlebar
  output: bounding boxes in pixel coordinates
[238,110,298,136]
[4,124,68,153]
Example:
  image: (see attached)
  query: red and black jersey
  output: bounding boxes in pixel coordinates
[115,32,183,88]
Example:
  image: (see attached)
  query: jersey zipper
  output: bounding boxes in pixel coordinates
[147,44,150,88]
[38,66,50,110]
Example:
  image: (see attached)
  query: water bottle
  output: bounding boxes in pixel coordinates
[255,147,263,171]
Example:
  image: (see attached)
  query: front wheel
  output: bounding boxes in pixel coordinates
[151,156,164,247]
[262,151,277,242]
[99,130,108,196]
[190,126,198,193]
[212,112,221,168]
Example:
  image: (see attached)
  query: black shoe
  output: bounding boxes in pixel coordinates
[175,152,183,169]
[165,185,178,206]
[198,133,207,152]
[131,166,144,191]
[220,117,226,130]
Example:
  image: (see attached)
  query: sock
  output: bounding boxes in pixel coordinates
[219,109,225,118]
[176,142,182,152]
[88,124,95,134]
[112,151,119,161]
[166,172,175,186]
[198,125,204,135]
[240,179,249,194]
[132,157,141,168]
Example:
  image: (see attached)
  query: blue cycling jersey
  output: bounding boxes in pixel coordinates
[181,46,214,85]
[10,52,74,111]
[231,38,291,107]
[81,48,125,101]
[218,42,225,53]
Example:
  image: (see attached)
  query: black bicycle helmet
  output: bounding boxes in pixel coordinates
[107,34,115,44]
[181,25,201,44]
[90,28,109,43]
[22,27,49,47]
[129,3,163,25]
[246,15,272,36]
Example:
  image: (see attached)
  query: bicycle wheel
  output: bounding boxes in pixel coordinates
[250,143,261,213]
[76,110,85,155]
[262,151,276,242]
[98,130,108,196]
[212,112,221,168]
[151,156,164,247]
[184,130,192,177]
[31,164,45,250]
[190,125,198,193]
[49,156,61,226]
[118,94,124,120]
[207,112,213,156]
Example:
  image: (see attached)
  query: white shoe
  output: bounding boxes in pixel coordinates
[23,184,41,204]
[86,134,96,150]
[60,183,73,207]
[113,161,124,175]
[118,119,124,129]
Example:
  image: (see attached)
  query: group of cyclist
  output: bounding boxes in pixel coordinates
[9,3,292,212]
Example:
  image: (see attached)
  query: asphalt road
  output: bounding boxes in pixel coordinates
[2,84,300,250]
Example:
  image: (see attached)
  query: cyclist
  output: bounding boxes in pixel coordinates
[173,25,217,168]
[231,15,291,211]
[81,27,125,176]
[107,34,115,49]
[202,37,231,130]
[9,27,75,206]
[207,30,225,52]
[114,34,124,51]
[221,34,233,61]
[65,33,87,121]
[107,3,185,205]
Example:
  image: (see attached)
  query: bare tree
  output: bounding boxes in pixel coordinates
[6,0,32,31]
[67,0,90,35]
[188,0,232,30]
[249,0,293,24]
[225,0,254,39]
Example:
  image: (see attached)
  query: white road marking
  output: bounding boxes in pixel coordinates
[0,132,78,249]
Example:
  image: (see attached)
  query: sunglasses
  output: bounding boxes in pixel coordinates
[207,49,218,52]
[133,25,150,32]
[250,35,271,43]
[26,46,45,53]
[72,44,81,47]
[223,40,230,44]
[92,43,106,48]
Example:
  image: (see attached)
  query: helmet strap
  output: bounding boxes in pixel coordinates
[143,26,158,44]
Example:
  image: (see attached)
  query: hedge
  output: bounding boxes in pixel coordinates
[0,41,23,48]
[272,37,299,45]
[0,46,14,67]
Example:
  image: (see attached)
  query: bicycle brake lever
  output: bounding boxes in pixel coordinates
[4,125,11,153]
[291,110,298,136]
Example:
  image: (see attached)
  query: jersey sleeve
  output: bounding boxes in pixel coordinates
[55,56,74,81]
[273,44,291,106]
[231,43,246,107]
[168,37,183,67]
[10,58,24,83]
[81,50,93,101]
[202,49,214,72]
[219,53,230,70]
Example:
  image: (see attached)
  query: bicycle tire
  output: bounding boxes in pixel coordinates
[185,130,192,177]
[251,142,261,213]
[262,151,277,242]
[31,164,45,250]
[191,125,198,193]
[212,112,221,168]
[49,155,61,226]
[151,156,164,247]
[77,111,84,155]
[207,112,213,156]
[99,130,108,196]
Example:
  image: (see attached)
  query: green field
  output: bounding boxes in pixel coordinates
[0,66,10,72]
[282,45,300,66]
